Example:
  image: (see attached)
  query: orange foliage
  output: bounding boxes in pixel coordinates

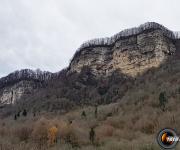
[48,126,58,146]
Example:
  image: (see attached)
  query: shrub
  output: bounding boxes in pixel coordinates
[14,125,32,141]
[47,126,58,146]
[31,117,50,145]
[56,120,72,141]
[96,125,114,142]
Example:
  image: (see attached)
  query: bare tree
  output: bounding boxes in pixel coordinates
[75,22,179,55]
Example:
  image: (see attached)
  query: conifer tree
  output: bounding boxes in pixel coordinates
[22,109,27,117]
[81,111,86,118]
[89,127,95,144]
[95,106,98,118]
[14,114,17,120]
[159,92,167,111]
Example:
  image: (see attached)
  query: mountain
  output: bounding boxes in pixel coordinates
[0,69,60,105]
[0,69,53,88]
[69,22,179,76]
[0,22,179,115]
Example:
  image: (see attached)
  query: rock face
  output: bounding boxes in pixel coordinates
[69,22,179,77]
[0,22,179,106]
[0,69,54,105]
[0,69,53,89]
[0,80,43,104]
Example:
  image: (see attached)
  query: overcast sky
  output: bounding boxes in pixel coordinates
[0,0,179,77]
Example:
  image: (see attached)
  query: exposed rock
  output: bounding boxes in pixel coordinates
[0,69,55,105]
[75,22,179,52]
[69,23,178,77]
[0,69,54,89]
[0,22,179,106]
[0,80,43,104]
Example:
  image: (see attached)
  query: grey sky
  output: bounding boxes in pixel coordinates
[0,0,180,77]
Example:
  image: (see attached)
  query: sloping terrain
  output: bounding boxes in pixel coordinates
[0,22,180,116]
[0,22,180,150]
[0,55,179,150]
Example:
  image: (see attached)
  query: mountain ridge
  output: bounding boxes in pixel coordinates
[69,22,179,77]
[75,22,180,52]
[0,22,180,112]
[0,69,55,89]
[0,22,179,80]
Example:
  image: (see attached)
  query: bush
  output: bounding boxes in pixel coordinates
[14,125,32,141]
[96,125,114,143]
[31,117,50,145]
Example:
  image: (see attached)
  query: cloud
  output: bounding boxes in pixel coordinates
[0,0,180,77]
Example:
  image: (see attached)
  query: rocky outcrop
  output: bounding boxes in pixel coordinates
[0,80,43,104]
[0,69,55,105]
[0,22,179,106]
[0,69,54,89]
[69,22,178,77]
[75,22,179,51]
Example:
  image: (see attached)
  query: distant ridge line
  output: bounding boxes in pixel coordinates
[77,22,180,52]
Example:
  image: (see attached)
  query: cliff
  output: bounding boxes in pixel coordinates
[0,69,56,105]
[69,22,179,77]
[0,22,180,107]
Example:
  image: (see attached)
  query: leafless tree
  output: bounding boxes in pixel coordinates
[76,22,180,53]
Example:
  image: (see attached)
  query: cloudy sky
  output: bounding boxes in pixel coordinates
[0,0,179,77]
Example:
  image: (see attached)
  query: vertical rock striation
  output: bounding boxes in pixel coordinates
[0,22,179,105]
[0,69,54,105]
[69,22,178,77]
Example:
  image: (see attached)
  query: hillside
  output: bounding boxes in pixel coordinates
[0,22,180,150]
[0,50,179,150]
[0,22,180,115]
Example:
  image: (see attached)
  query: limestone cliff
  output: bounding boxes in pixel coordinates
[69,22,179,77]
[0,80,43,104]
[0,22,180,106]
[0,69,55,105]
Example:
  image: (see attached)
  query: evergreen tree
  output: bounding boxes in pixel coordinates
[89,127,95,144]
[159,92,167,111]
[81,111,86,118]
[95,106,98,118]
[14,114,17,120]
[22,109,27,117]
